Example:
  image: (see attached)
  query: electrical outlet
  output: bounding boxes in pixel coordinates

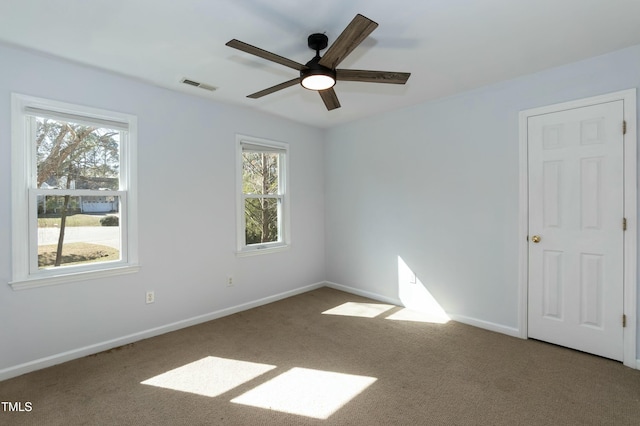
[146,291,155,304]
[226,275,234,287]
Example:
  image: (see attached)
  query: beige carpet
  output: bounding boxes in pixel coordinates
[1,287,639,425]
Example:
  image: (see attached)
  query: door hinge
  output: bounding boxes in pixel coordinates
[623,217,627,231]
[623,120,627,135]
[623,314,627,328]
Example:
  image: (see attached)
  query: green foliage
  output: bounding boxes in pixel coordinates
[242,152,280,244]
[100,215,119,226]
[245,198,278,244]
[39,195,80,214]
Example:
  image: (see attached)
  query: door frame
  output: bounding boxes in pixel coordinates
[518,89,637,368]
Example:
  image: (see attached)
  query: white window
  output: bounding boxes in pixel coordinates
[236,135,290,255]
[10,94,138,289]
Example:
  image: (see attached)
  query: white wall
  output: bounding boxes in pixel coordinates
[324,44,640,342]
[3,40,640,380]
[0,43,326,378]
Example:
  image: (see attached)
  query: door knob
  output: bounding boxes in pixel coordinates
[531,235,541,243]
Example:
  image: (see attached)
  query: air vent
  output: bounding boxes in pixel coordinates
[181,78,217,92]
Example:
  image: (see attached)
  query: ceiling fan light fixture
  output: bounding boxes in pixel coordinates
[301,72,336,91]
[300,33,335,91]
[300,55,336,91]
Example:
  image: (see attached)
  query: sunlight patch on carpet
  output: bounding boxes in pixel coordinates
[386,307,449,323]
[322,302,395,318]
[231,367,377,419]
[141,356,276,397]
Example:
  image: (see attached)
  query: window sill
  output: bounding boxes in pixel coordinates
[236,244,290,257]
[9,264,140,290]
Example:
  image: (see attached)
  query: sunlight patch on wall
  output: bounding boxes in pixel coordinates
[141,356,276,397]
[231,367,377,419]
[322,301,395,318]
[397,256,450,324]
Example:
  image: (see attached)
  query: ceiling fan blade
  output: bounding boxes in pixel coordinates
[318,14,378,69]
[318,88,341,111]
[247,78,301,99]
[336,69,411,84]
[226,39,306,71]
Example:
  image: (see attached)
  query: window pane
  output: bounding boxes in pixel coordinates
[242,152,279,195]
[37,195,121,269]
[35,117,120,190]
[245,198,279,244]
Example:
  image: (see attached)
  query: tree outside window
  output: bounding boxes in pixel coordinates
[243,150,280,244]
[35,117,121,268]
[237,136,289,254]
[11,94,138,288]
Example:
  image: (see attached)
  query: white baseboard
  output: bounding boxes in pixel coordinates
[325,281,521,338]
[324,281,403,306]
[0,281,325,382]
[447,313,521,338]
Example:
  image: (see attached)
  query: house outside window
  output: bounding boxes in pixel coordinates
[10,94,138,288]
[236,135,290,255]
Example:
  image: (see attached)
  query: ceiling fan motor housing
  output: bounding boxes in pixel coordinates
[307,33,328,51]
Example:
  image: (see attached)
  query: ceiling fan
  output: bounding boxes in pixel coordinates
[226,14,411,111]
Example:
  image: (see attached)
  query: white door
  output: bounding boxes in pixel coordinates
[527,100,624,361]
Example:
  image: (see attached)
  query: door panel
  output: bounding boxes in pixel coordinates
[528,100,624,361]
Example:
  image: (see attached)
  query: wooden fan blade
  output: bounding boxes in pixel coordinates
[318,14,378,69]
[247,78,301,99]
[319,88,341,111]
[336,69,411,84]
[226,39,306,71]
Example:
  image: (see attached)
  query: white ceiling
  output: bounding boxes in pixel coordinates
[2,0,640,128]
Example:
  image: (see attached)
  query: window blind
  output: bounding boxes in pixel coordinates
[25,106,129,131]
[241,142,286,154]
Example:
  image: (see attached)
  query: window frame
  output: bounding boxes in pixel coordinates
[235,134,290,256]
[10,94,139,289]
